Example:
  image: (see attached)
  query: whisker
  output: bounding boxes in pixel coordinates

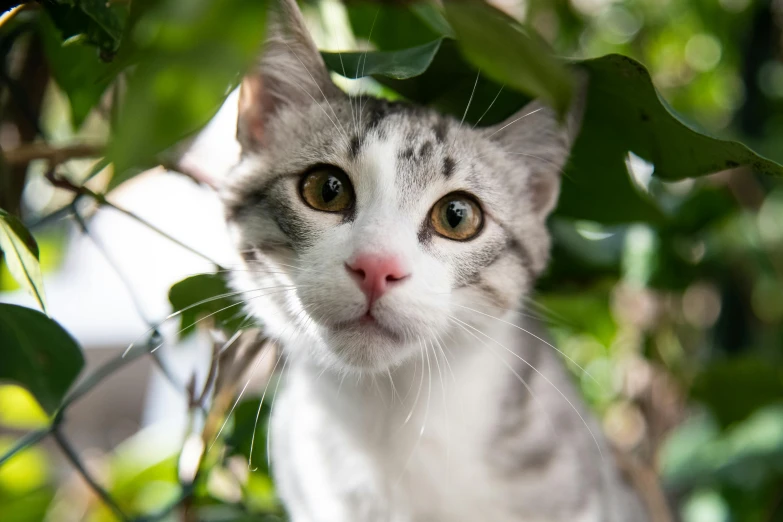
[486,107,544,140]
[459,69,481,129]
[447,315,556,439]
[357,7,380,130]
[429,336,450,464]
[473,84,505,129]
[284,42,349,142]
[397,340,431,484]
[386,368,400,406]
[266,355,290,470]
[402,344,425,426]
[150,287,305,354]
[208,341,274,452]
[123,284,302,357]
[334,48,358,138]
[448,314,604,461]
[248,346,286,471]
[452,303,602,391]
[448,69,481,157]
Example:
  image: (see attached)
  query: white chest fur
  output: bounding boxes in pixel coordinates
[270,323,523,522]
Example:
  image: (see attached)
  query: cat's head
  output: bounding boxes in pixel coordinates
[222,0,583,373]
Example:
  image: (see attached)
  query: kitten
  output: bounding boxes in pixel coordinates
[222,1,651,520]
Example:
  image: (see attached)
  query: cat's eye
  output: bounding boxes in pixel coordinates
[430,193,483,241]
[299,166,354,213]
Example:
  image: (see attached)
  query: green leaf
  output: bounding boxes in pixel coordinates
[326,24,783,223]
[168,273,253,339]
[443,1,574,119]
[557,55,783,223]
[345,1,443,50]
[410,2,454,39]
[322,39,442,80]
[39,13,115,128]
[40,0,128,55]
[0,210,47,313]
[691,357,783,428]
[107,0,268,188]
[0,303,85,415]
[580,55,783,181]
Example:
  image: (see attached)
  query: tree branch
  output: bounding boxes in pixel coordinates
[52,428,131,522]
[3,143,104,166]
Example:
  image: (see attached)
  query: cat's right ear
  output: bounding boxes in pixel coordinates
[237,0,343,149]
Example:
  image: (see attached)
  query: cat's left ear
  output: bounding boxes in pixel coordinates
[486,73,587,218]
[237,0,343,149]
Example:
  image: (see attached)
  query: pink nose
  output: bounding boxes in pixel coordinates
[346,254,410,304]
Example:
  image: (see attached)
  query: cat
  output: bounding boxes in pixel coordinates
[221,0,651,520]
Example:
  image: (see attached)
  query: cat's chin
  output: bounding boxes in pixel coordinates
[320,316,412,373]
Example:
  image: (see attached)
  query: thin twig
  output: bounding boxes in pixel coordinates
[102,200,223,268]
[161,161,217,190]
[196,341,221,408]
[52,428,131,522]
[43,166,223,268]
[61,335,151,410]
[0,427,52,468]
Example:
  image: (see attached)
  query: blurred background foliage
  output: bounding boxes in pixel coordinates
[1,0,783,521]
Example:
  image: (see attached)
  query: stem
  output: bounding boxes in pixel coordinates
[52,429,130,522]
[42,167,223,268]
[102,200,223,268]
[0,428,52,468]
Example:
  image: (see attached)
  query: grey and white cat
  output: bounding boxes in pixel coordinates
[222,1,650,520]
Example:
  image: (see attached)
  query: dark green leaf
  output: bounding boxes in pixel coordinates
[39,0,128,54]
[327,30,783,223]
[168,273,252,339]
[0,303,84,414]
[410,2,454,39]
[345,1,443,50]
[39,13,115,128]
[444,1,574,119]
[691,357,783,428]
[322,39,442,80]
[579,55,783,181]
[0,209,47,313]
[558,55,783,223]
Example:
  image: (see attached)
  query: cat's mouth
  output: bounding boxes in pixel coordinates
[331,311,403,342]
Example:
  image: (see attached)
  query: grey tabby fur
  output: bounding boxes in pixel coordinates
[221,0,651,520]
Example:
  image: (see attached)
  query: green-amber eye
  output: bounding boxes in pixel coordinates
[430,193,483,241]
[300,166,354,212]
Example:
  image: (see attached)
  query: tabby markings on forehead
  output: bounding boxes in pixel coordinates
[443,157,456,178]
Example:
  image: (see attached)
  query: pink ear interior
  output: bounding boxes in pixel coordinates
[238,75,267,147]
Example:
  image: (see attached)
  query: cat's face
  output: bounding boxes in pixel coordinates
[222,0,580,373]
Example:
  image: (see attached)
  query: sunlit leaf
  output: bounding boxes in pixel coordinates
[0,209,47,313]
[0,303,84,415]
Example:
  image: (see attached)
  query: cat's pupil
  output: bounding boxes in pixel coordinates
[322,176,342,203]
[446,201,468,229]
